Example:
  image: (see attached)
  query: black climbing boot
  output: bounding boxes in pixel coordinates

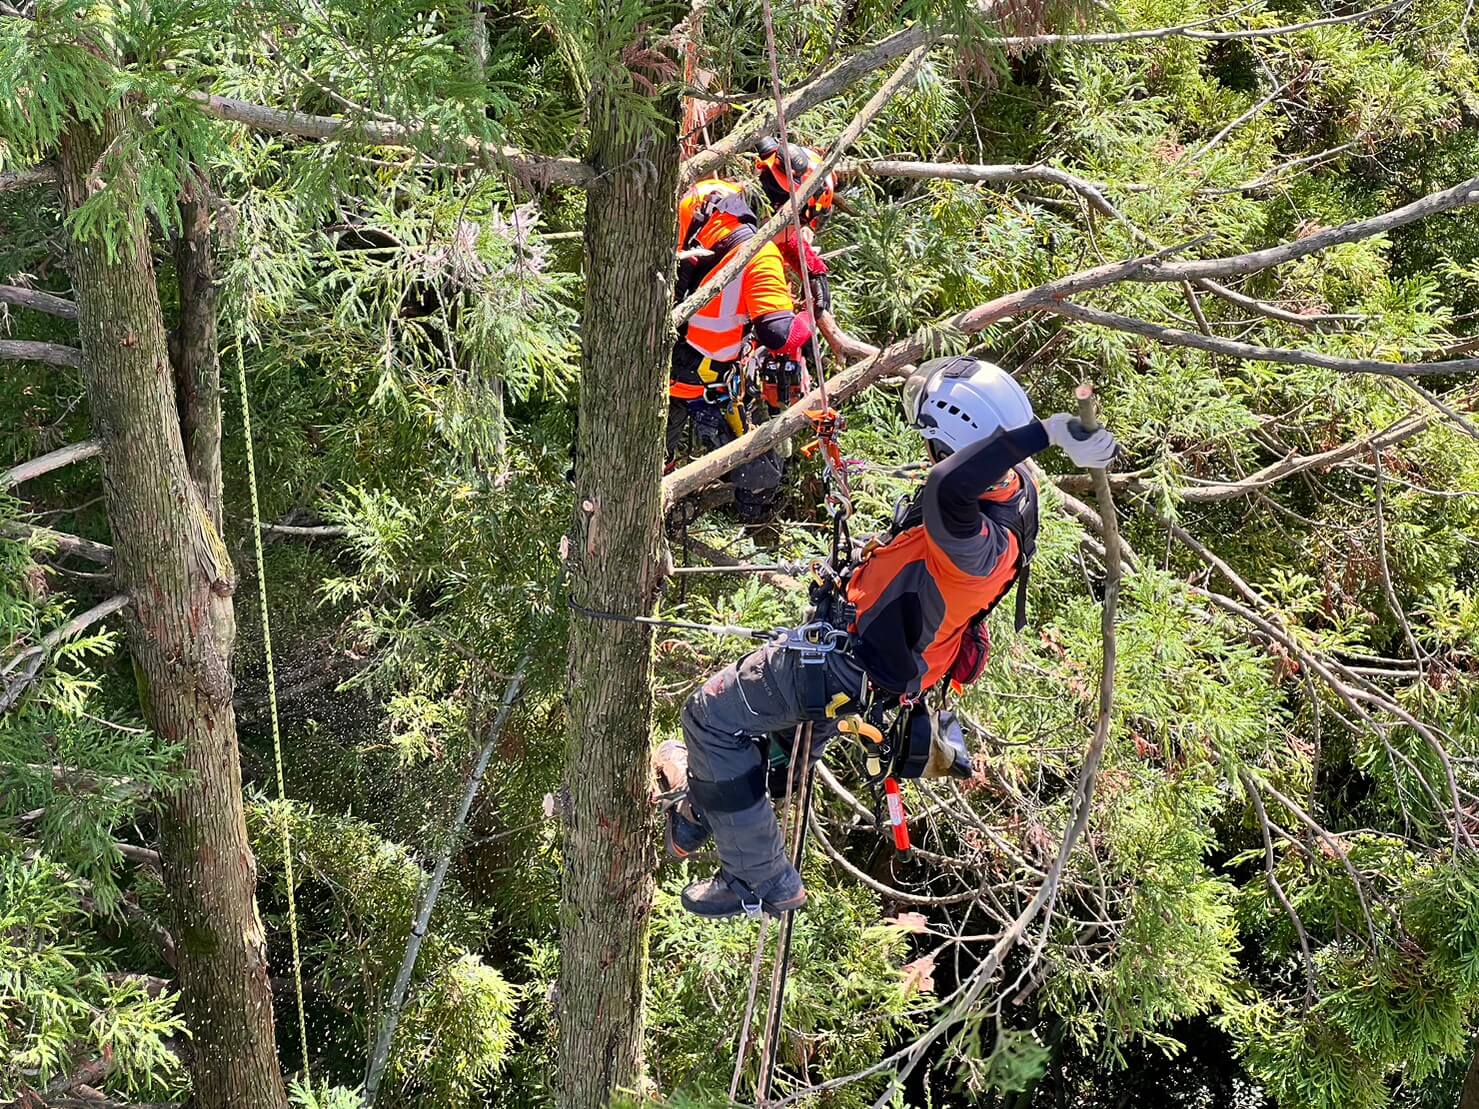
[681,865,807,919]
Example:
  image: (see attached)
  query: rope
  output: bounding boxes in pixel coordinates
[363,658,529,1105]
[234,331,310,1077]
[756,729,817,1105]
[758,0,854,521]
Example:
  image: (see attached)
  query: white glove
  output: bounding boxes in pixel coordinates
[1043,413,1118,469]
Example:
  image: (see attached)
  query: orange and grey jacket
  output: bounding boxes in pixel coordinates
[846,424,1045,696]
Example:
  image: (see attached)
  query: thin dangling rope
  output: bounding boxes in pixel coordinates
[235,329,311,1077]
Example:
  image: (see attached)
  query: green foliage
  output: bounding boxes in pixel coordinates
[0,855,186,1101]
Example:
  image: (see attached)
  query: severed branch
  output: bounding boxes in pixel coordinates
[2,440,103,489]
[1040,300,1479,377]
[665,170,1479,502]
[671,44,931,328]
[0,284,78,319]
[0,339,82,368]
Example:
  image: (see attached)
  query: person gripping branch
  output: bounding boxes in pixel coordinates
[669,178,816,522]
[752,138,836,415]
[753,137,835,317]
[654,356,1119,919]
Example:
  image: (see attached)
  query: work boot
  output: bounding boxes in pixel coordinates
[654,740,711,859]
[680,865,807,919]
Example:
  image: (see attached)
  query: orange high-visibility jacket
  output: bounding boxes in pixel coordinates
[679,180,795,362]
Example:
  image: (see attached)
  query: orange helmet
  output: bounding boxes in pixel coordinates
[677,179,757,252]
[755,138,835,229]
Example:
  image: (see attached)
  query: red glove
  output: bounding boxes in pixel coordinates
[779,226,829,276]
[775,310,816,359]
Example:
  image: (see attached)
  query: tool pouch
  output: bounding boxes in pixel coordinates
[947,613,991,690]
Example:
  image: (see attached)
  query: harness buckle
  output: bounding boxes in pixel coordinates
[702,382,730,405]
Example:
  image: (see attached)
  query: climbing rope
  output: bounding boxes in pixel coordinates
[724,10,862,1103]
[235,330,311,1077]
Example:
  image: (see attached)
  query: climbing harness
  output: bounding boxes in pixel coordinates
[235,332,310,1077]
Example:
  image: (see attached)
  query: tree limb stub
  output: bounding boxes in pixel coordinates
[1042,301,1479,377]
[0,339,83,368]
[0,284,79,319]
[187,92,594,187]
[2,440,103,489]
[0,165,57,192]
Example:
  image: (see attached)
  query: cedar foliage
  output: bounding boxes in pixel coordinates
[4,0,1479,1106]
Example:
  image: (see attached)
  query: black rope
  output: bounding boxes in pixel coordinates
[567,596,774,641]
[756,755,820,1104]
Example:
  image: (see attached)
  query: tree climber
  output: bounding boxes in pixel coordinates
[752,137,836,415]
[655,357,1119,918]
[670,178,816,522]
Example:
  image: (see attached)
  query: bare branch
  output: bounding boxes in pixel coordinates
[0,165,56,192]
[1142,174,1479,282]
[1239,768,1317,1007]
[0,522,115,566]
[187,92,594,187]
[1,440,103,489]
[259,521,349,538]
[0,284,78,319]
[1041,300,1479,376]
[0,339,82,368]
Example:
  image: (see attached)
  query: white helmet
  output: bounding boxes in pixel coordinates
[902,356,1035,453]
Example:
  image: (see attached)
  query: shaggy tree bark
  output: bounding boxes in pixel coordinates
[57,109,288,1109]
[557,66,681,1109]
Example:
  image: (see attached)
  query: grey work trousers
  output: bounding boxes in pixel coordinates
[681,641,869,888]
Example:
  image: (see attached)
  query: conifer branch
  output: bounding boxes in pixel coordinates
[186,92,594,186]
[0,284,79,319]
[0,339,83,368]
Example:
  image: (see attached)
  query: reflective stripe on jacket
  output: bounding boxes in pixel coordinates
[683,240,792,361]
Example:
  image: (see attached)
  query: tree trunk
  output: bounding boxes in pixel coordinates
[1461,1034,1479,1109]
[57,111,288,1109]
[170,167,224,528]
[557,78,681,1109]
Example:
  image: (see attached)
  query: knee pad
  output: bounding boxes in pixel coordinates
[688,766,768,815]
